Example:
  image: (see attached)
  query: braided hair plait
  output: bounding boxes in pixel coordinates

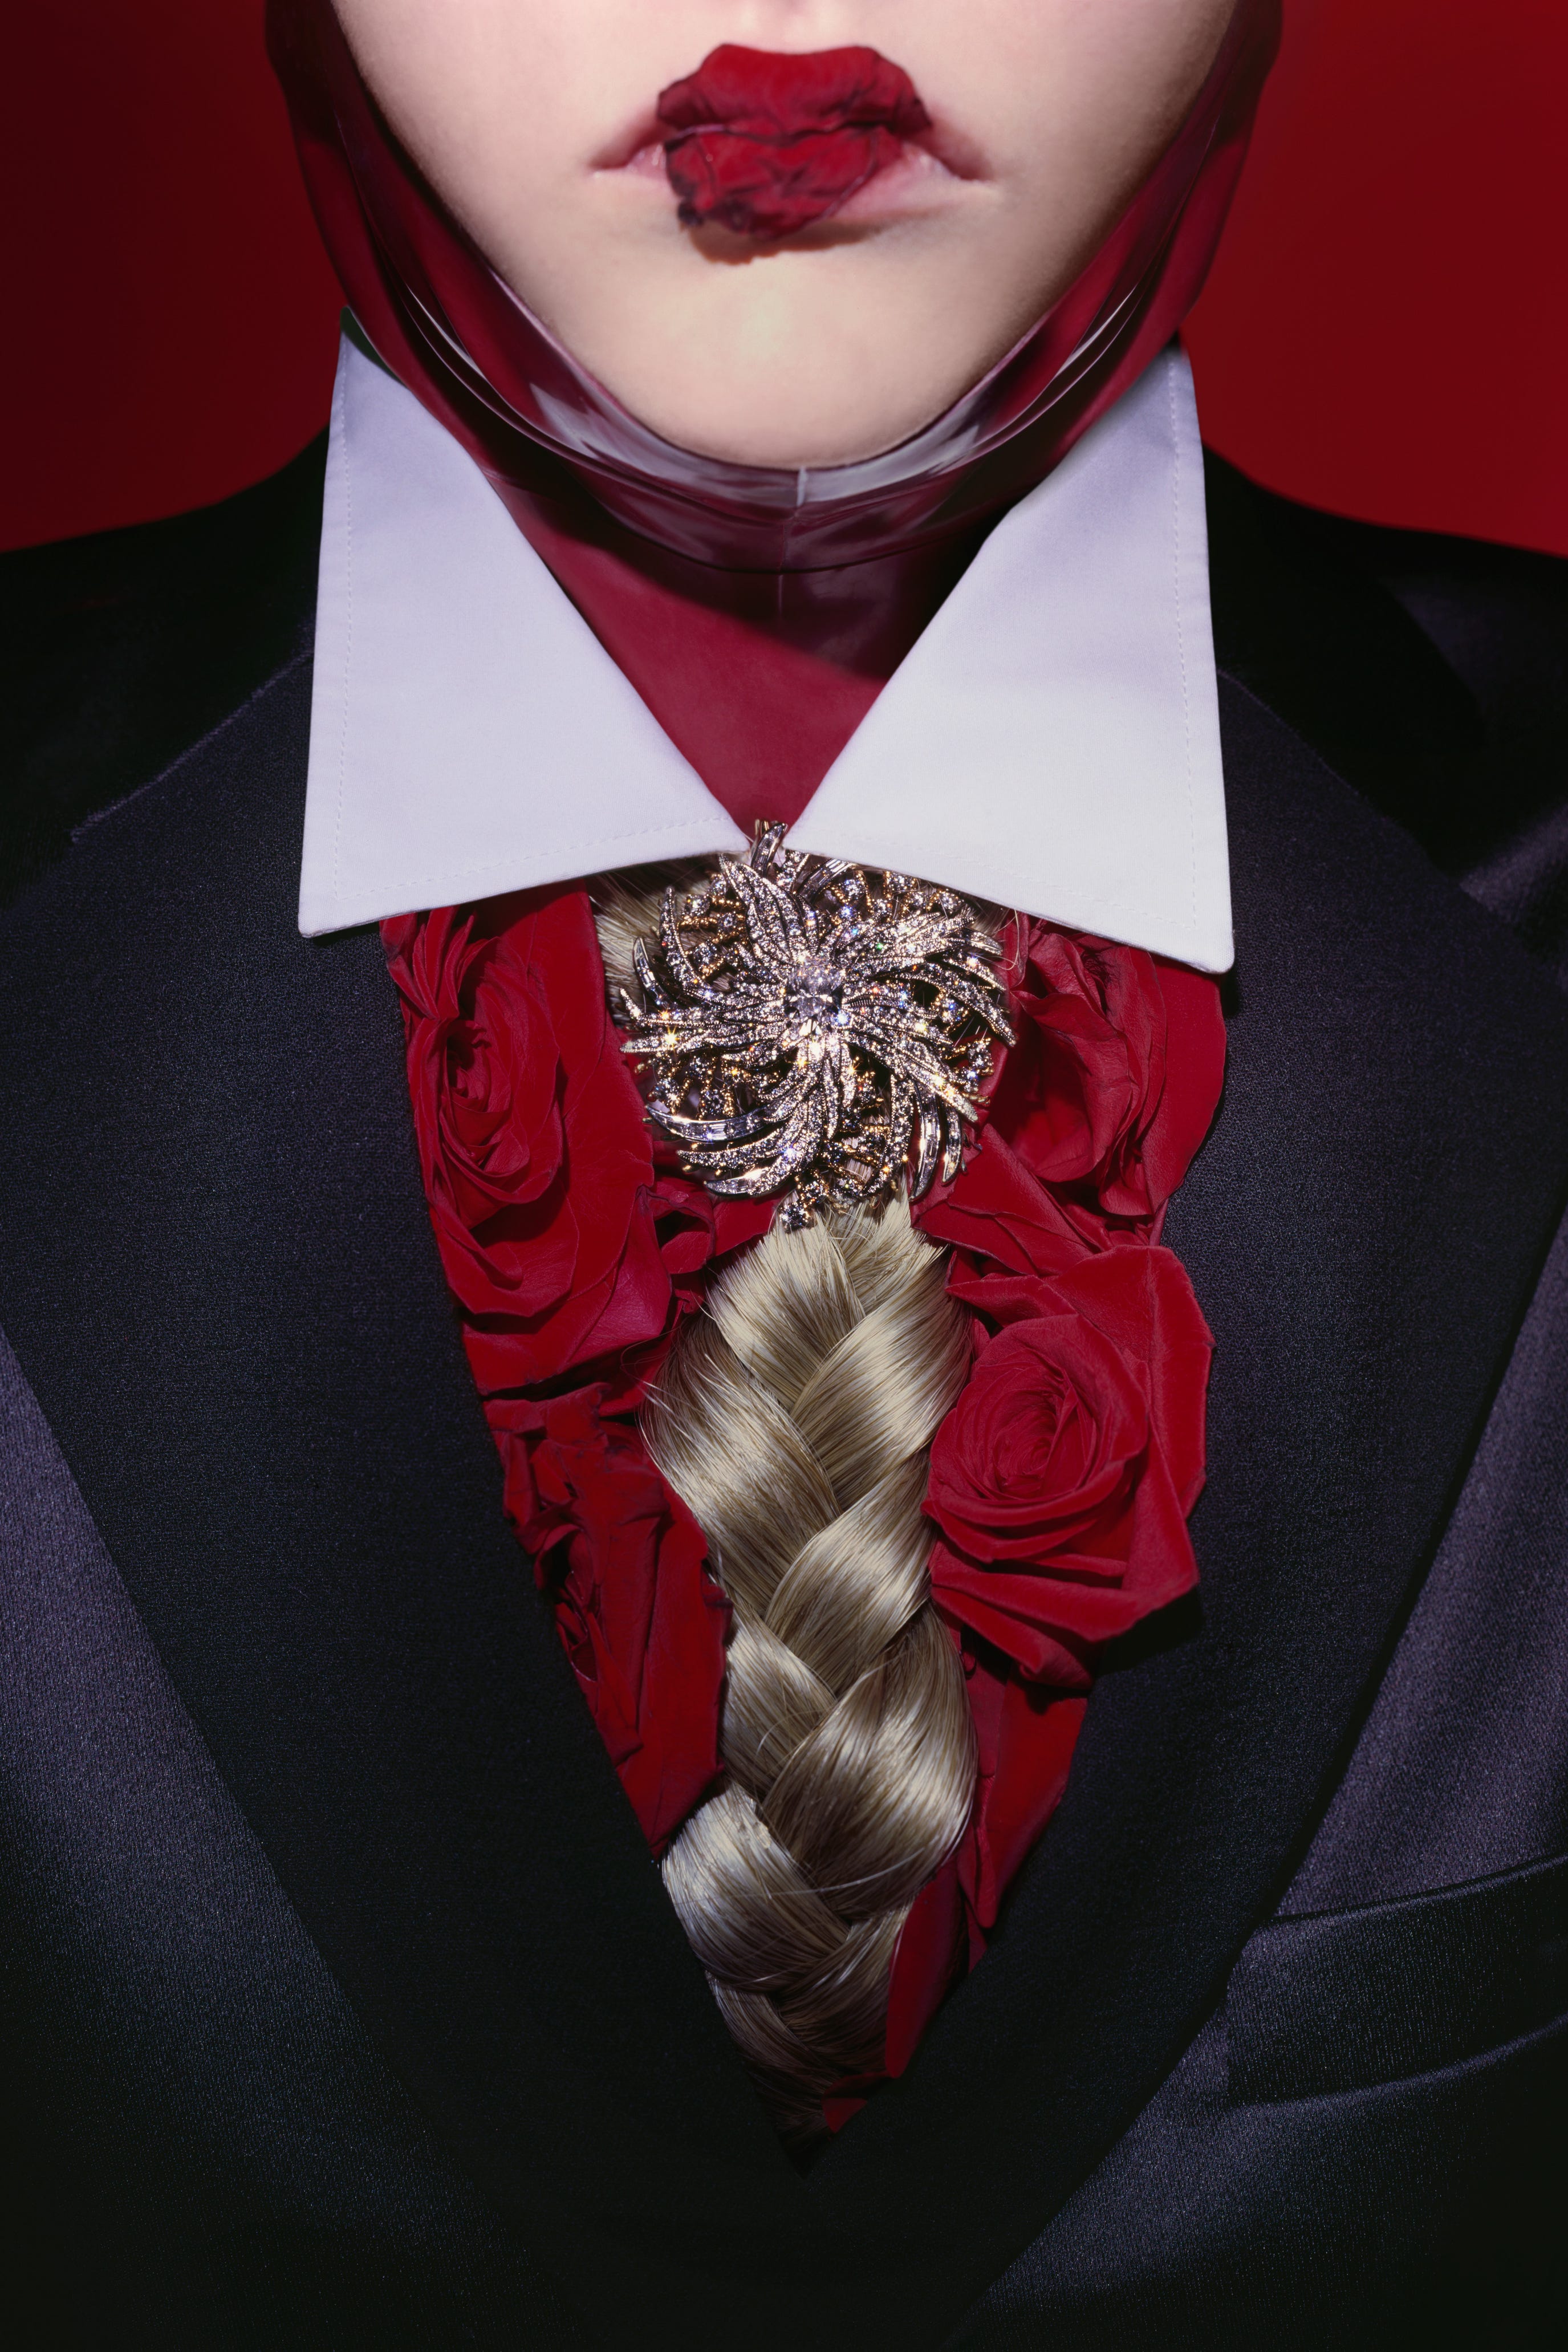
[641,1203,976,2146]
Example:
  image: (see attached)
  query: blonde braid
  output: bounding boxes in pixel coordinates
[643,1203,975,2145]
[592,864,980,2144]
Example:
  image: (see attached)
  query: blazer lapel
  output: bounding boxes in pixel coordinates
[3,657,1565,2352]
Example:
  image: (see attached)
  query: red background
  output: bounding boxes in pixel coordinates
[3,0,1565,556]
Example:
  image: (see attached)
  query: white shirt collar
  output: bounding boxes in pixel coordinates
[300,335,1231,972]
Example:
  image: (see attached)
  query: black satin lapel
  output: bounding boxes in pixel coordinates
[798,678,1568,2334]
[0,665,820,2343]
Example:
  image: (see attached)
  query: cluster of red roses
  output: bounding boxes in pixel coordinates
[381,886,1225,2088]
[383,888,766,1853]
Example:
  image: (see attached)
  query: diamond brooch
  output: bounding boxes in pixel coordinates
[617,827,1015,1226]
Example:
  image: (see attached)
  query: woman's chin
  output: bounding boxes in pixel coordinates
[591,356,959,472]
[544,263,1001,471]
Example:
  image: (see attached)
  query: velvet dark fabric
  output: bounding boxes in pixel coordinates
[1203,460,1568,983]
[1224,1855,1568,2099]
[2,457,1567,2346]
[0,1327,594,2351]
[0,436,326,913]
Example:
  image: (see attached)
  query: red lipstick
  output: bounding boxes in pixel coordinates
[656,45,933,241]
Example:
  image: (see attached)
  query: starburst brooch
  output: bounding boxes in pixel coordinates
[618,827,1015,1225]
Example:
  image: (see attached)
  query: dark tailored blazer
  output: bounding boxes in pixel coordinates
[2,444,1567,2352]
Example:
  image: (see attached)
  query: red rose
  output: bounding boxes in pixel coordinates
[384,890,671,1388]
[985,924,1225,1242]
[391,904,564,1275]
[913,1125,1088,1285]
[491,1388,729,1856]
[925,1249,1209,1687]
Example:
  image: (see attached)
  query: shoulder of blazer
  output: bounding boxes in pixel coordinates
[0,434,327,913]
[1204,449,1568,984]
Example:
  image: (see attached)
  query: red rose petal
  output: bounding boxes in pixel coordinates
[657,44,931,239]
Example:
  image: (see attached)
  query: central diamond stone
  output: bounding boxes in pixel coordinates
[784,962,847,1035]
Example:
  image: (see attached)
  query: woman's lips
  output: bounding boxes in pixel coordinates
[636,43,963,242]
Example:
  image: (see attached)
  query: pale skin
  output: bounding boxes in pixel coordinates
[331,1,1240,469]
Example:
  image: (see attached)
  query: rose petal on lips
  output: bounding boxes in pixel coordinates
[656,43,931,239]
[664,123,904,241]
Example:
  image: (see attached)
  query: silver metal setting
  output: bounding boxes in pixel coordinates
[618,827,1015,1226]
